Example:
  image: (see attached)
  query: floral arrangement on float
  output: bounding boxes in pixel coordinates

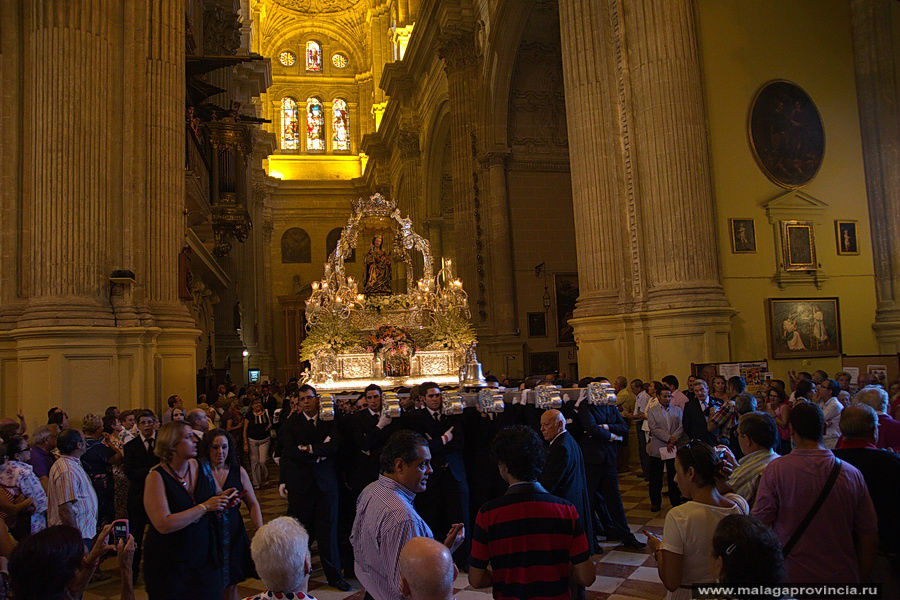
[368,325,416,377]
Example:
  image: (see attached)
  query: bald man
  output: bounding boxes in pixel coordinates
[538,410,594,555]
[399,537,458,600]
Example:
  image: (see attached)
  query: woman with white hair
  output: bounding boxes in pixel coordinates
[242,516,316,600]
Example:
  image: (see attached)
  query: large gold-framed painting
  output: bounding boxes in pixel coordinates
[749,80,825,189]
[766,298,841,359]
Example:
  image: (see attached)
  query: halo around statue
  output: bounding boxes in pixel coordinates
[301,193,477,389]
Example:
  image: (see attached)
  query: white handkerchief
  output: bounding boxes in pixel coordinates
[659,446,677,461]
[323,436,332,444]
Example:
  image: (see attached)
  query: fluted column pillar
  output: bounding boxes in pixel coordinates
[147,0,193,326]
[851,0,900,352]
[625,0,727,310]
[396,127,423,228]
[558,0,731,376]
[19,0,117,327]
[439,33,486,322]
[480,151,517,336]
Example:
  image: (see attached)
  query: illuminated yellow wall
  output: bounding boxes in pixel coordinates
[698,0,878,380]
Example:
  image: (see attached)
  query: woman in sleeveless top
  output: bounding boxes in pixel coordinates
[199,429,263,600]
[645,441,749,600]
[143,422,235,600]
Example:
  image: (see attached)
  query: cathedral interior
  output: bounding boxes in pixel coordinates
[1,0,899,422]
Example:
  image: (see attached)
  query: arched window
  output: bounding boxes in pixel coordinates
[332,98,350,151]
[326,227,355,262]
[281,97,300,150]
[306,40,322,72]
[306,97,325,151]
[281,228,311,263]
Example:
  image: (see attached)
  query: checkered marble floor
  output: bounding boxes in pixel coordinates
[84,465,671,600]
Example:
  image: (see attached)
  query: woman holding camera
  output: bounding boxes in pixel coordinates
[199,429,262,600]
[644,442,749,600]
[143,422,234,600]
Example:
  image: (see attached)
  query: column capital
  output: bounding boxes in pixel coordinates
[396,128,421,158]
[438,32,480,74]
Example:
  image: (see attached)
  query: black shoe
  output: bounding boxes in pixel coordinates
[651,504,661,512]
[329,578,352,591]
[622,536,646,550]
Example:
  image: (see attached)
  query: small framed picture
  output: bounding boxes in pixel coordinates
[527,312,547,337]
[835,220,859,255]
[780,220,816,270]
[729,218,757,253]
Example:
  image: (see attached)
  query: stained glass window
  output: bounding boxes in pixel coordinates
[306,97,325,151]
[281,97,300,150]
[332,53,348,68]
[278,50,296,67]
[332,98,350,151]
[306,41,322,72]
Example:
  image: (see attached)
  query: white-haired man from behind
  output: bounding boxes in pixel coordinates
[243,516,316,600]
[400,537,458,600]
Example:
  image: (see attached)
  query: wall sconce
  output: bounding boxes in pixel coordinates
[242,349,249,358]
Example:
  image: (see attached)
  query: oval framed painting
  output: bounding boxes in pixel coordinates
[748,80,824,189]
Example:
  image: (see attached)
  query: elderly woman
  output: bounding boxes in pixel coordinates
[143,422,234,600]
[242,517,317,600]
[0,436,47,536]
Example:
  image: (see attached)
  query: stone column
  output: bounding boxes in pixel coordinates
[624,0,728,310]
[146,0,194,327]
[396,127,423,228]
[438,32,486,321]
[479,151,517,336]
[19,0,118,327]
[556,0,627,317]
[851,0,900,351]
[558,0,731,376]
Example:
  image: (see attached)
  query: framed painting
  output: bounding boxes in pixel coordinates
[766,297,841,359]
[729,218,757,253]
[554,273,579,346]
[528,351,559,377]
[780,220,816,270]
[748,80,825,189]
[527,312,547,337]
[835,220,859,255]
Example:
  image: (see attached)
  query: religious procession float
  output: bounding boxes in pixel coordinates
[299,192,481,391]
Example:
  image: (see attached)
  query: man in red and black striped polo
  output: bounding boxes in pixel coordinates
[469,426,596,599]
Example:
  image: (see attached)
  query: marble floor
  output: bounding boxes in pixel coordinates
[84,465,671,600]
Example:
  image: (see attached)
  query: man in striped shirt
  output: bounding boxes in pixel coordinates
[469,426,595,599]
[351,430,464,600]
[48,428,98,546]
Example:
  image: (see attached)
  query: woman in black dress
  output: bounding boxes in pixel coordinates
[199,429,263,600]
[143,422,234,600]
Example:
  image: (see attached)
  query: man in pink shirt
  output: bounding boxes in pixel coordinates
[662,375,689,411]
[752,401,878,584]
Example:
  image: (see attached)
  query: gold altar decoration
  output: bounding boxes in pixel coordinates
[301,193,476,390]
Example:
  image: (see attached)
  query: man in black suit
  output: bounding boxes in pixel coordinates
[123,409,160,581]
[278,384,350,591]
[406,382,469,565]
[683,379,716,445]
[577,397,645,551]
[539,409,594,547]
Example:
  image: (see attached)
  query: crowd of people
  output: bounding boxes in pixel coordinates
[0,367,895,600]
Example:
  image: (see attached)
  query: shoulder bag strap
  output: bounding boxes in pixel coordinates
[782,458,842,558]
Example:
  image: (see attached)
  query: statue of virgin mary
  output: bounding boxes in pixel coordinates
[363,235,392,295]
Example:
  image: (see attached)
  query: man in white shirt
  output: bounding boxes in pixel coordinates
[633,380,650,479]
[815,378,844,449]
[48,429,98,545]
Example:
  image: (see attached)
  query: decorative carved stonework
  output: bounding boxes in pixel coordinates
[438,34,480,73]
[272,0,363,14]
[397,129,420,158]
[202,2,241,56]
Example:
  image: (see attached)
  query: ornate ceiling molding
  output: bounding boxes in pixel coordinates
[271,0,363,14]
